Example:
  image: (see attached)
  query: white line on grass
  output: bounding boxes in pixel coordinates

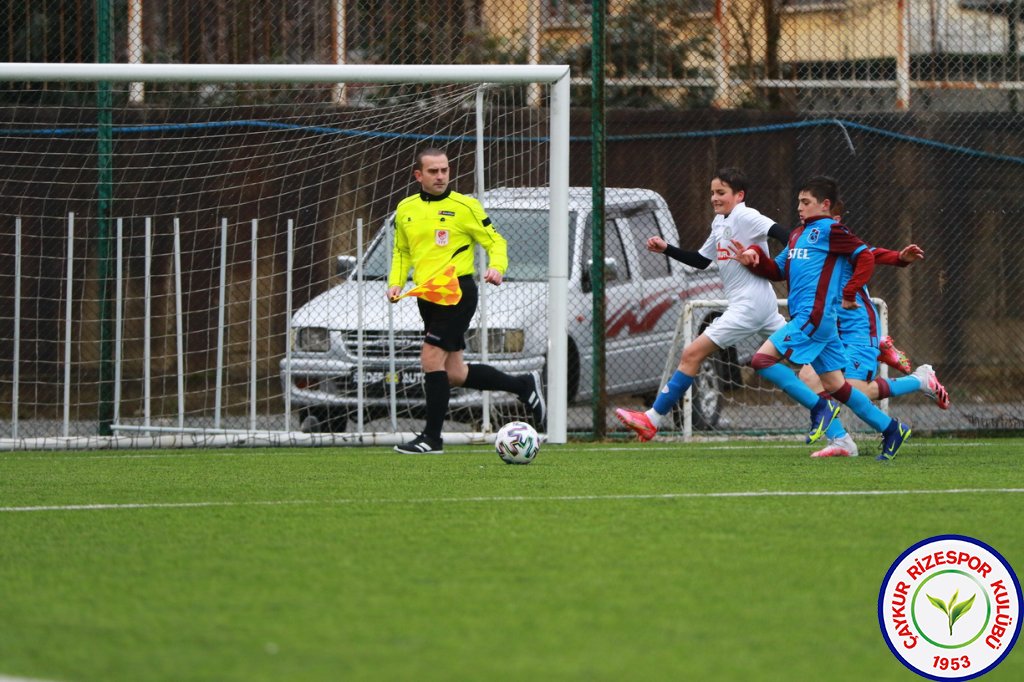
[2,488,1023,513]
[0,440,994,461]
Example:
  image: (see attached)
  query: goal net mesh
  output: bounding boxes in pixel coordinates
[0,76,551,448]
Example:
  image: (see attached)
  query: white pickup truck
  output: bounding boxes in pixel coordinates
[280,187,730,432]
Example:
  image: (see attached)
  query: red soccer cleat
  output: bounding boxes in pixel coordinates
[614,408,658,442]
[878,336,912,374]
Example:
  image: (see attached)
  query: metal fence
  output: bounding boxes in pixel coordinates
[2,0,1024,442]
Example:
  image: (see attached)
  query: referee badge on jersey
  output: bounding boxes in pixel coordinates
[435,229,450,246]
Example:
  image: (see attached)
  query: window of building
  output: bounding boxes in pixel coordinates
[781,0,846,9]
[690,1,845,14]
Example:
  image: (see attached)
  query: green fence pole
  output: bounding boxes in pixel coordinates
[96,0,115,435]
[590,1,607,440]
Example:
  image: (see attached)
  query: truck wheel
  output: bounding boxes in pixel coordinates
[691,353,724,430]
[543,337,580,404]
[299,406,349,433]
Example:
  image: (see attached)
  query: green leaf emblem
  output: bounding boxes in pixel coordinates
[927,589,976,636]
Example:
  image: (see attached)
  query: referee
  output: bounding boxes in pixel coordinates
[387,147,545,454]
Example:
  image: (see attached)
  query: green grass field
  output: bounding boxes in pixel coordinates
[1,438,1022,682]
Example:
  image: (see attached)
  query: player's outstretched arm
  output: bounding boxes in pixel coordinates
[646,236,668,252]
[658,240,713,270]
[767,223,790,246]
[727,240,786,281]
[873,243,924,267]
[899,244,924,263]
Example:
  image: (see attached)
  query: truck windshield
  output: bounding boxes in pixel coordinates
[357,208,576,282]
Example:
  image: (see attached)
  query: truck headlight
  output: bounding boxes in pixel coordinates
[466,328,525,354]
[294,327,330,352]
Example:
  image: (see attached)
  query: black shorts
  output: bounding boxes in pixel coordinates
[418,275,478,352]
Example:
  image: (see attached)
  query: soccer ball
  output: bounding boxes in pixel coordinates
[494,421,540,465]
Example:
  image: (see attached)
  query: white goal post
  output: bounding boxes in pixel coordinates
[0,62,571,449]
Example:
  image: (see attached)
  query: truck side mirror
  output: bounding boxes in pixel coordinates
[336,255,357,280]
[583,257,620,292]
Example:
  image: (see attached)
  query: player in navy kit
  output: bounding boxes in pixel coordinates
[734,176,912,461]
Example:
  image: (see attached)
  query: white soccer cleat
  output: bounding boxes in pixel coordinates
[913,364,950,410]
[811,433,859,458]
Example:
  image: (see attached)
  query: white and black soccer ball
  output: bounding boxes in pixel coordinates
[494,421,540,465]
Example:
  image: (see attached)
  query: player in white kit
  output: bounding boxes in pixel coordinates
[616,168,789,441]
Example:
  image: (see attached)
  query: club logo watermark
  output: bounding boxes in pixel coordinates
[879,535,1021,680]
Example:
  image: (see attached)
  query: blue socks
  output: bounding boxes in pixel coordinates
[887,375,923,397]
[652,370,694,415]
[825,415,848,439]
[839,386,892,432]
[757,360,897,434]
[755,363,820,410]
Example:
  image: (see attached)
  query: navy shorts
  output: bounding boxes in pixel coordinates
[418,275,478,352]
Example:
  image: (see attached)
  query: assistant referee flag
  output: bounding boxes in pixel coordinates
[391,265,462,305]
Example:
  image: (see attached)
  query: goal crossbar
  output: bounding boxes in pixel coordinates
[0,62,570,85]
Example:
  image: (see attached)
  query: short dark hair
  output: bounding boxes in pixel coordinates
[831,199,845,220]
[414,147,447,171]
[713,167,747,194]
[800,175,840,207]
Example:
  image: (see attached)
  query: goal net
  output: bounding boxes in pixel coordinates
[0,63,570,450]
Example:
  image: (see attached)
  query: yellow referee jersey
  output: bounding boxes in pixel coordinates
[388,189,508,287]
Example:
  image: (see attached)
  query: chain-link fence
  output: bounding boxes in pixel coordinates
[2,1,1023,443]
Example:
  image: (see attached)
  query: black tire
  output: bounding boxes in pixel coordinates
[564,338,580,403]
[690,352,724,430]
[539,337,580,404]
[298,406,349,433]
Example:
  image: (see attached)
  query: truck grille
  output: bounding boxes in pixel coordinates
[339,330,423,359]
[334,374,426,399]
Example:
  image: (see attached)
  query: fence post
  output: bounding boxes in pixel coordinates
[96,0,116,435]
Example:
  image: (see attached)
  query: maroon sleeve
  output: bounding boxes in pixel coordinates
[745,245,785,281]
[871,246,910,268]
[828,223,868,256]
[843,249,876,302]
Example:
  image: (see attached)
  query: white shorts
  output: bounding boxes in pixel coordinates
[704,305,786,349]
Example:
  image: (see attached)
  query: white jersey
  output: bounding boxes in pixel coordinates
[698,202,779,315]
